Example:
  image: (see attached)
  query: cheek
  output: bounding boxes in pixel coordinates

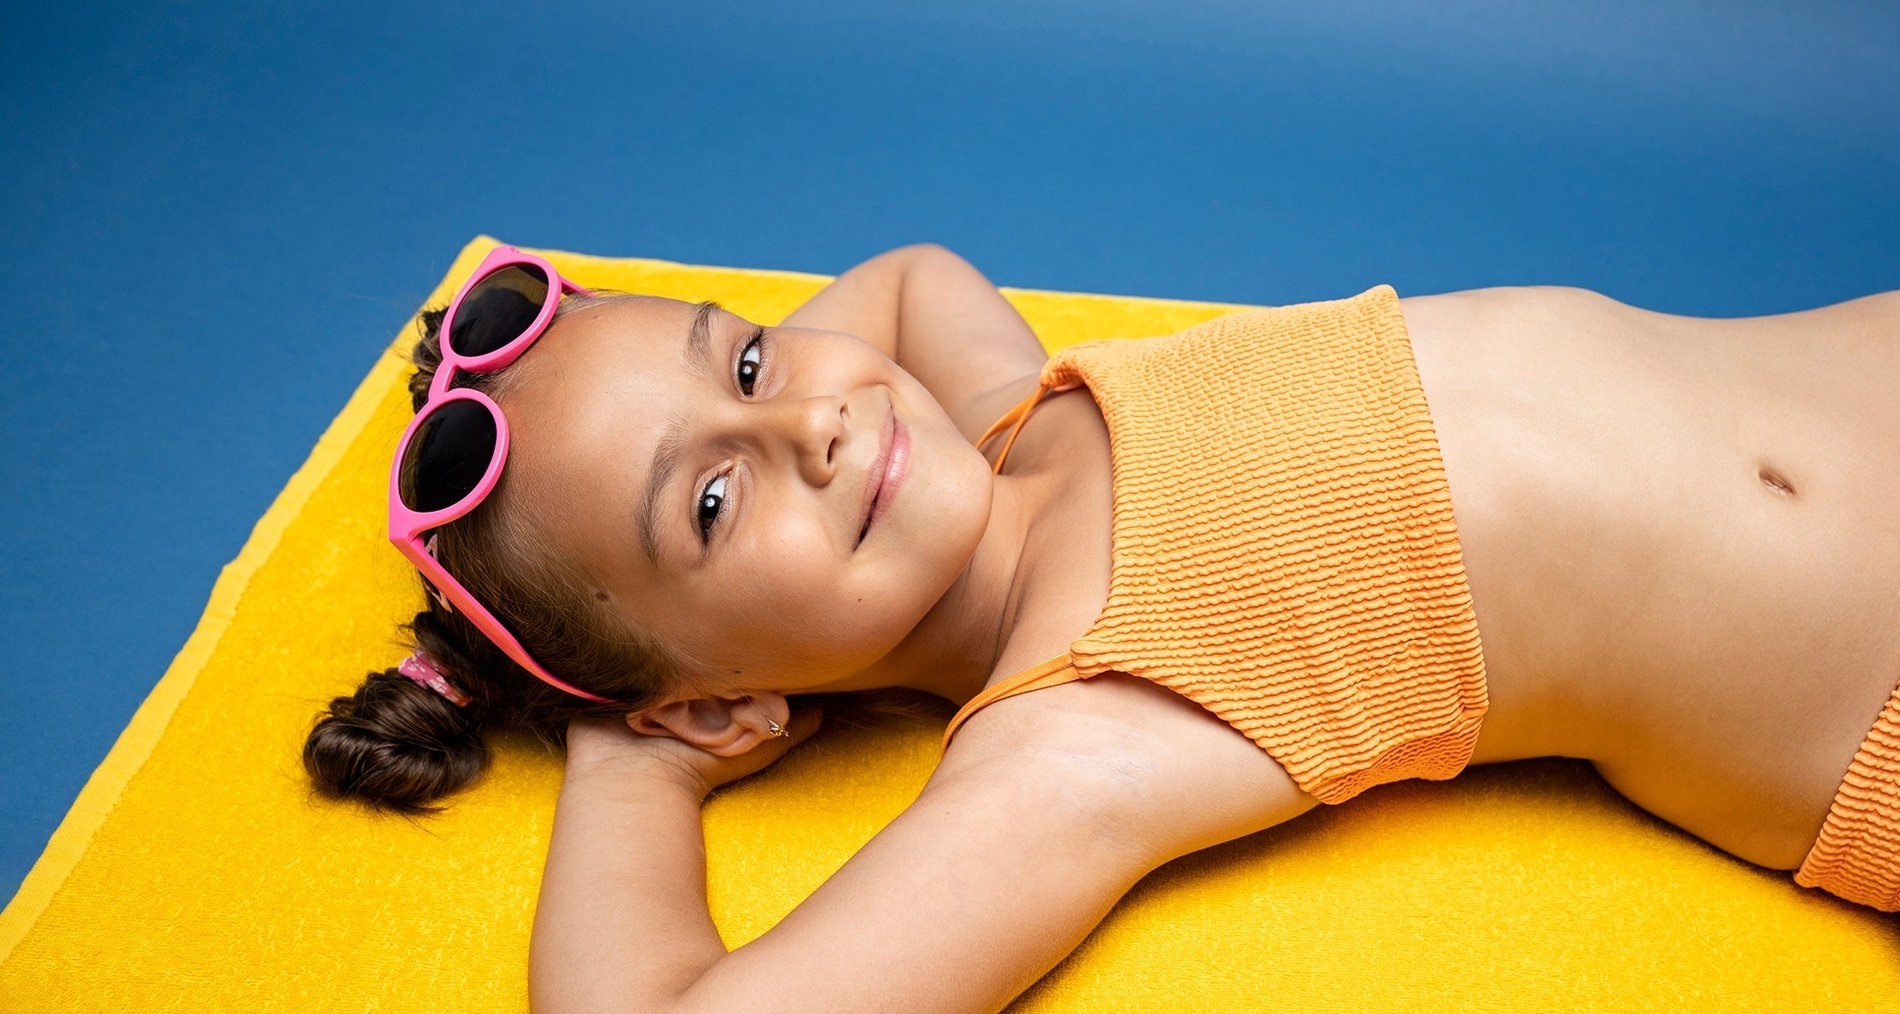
[683,425,994,675]
[704,522,918,672]
[714,510,851,630]
[887,430,994,575]
[736,497,838,590]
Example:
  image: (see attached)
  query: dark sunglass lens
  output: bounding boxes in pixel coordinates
[447,264,550,357]
[400,400,500,513]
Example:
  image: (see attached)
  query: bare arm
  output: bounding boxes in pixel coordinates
[780,244,1049,442]
[531,718,1154,1013]
[531,672,1316,1013]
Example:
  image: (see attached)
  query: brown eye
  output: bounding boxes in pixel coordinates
[736,332,764,396]
[696,474,728,540]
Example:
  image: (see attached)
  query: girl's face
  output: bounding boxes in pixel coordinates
[496,296,996,694]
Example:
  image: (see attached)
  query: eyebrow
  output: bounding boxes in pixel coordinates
[637,301,722,565]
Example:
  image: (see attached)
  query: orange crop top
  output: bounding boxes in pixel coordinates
[940,285,1489,805]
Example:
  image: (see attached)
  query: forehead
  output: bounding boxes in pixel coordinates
[488,295,709,564]
[531,294,701,365]
[499,294,704,406]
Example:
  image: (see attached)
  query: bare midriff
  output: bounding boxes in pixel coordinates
[1400,286,1900,868]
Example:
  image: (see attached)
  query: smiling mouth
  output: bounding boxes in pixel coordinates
[856,404,910,547]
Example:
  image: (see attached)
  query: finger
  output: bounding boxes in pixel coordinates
[789,706,824,740]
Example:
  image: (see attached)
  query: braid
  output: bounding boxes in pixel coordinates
[305,296,691,811]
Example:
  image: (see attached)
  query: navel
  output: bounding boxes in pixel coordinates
[1756,462,1797,498]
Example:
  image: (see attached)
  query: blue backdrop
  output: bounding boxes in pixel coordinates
[3,0,1896,900]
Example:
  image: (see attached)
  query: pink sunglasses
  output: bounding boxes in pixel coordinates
[388,245,614,703]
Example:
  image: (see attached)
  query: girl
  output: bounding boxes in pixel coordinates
[306,243,1900,1012]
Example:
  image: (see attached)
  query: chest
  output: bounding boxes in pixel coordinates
[985,388,1116,680]
[979,301,1491,790]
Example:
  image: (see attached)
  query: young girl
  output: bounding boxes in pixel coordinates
[306,242,1900,1011]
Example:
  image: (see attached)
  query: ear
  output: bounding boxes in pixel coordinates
[625,692,791,757]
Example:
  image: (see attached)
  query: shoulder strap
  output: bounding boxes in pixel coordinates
[976,379,1066,475]
[980,374,1086,476]
[940,652,1083,752]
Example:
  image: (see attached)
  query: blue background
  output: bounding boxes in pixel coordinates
[2,1,1896,901]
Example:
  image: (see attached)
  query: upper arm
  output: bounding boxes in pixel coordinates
[680,673,1318,1014]
[780,244,1050,442]
[678,755,1150,1014]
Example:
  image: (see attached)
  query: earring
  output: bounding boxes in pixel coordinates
[767,718,790,738]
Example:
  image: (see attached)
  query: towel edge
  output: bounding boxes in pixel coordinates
[0,235,499,962]
[0,234,1250,960]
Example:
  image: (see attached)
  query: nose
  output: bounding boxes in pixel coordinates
[765,393,846,486]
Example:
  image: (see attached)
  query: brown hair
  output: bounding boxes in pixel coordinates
[304,296,694,812]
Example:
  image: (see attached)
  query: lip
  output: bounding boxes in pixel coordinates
[856,404,909,546]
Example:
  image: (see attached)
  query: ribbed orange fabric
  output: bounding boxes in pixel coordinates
[1795,679,1900,911]
[942,286,1489,805]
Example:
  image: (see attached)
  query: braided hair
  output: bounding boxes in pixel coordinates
[303,298,691,812]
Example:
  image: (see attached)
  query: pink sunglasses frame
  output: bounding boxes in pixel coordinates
[387,245,614,703]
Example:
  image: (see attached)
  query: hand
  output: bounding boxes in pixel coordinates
[564,706,824,799]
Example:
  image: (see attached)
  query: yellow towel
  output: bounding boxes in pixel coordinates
[2,237,1894,1012]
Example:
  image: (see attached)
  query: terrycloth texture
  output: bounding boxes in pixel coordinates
[1798,678,1900,910]
[0,237,1894,1011]
[941,287,1488,805]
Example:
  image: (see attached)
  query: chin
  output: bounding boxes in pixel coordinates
[896,446,992,589]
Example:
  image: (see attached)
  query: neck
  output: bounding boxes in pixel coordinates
[848,471,1046,707]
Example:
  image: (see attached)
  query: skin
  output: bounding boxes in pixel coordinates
[498,296,1006,701]
[522,244,1900,1012]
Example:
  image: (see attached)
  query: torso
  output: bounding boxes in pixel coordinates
[961,285,1900,870]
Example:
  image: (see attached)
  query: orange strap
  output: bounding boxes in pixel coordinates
[975,381,1055,475]
[941,652,1085,752]
[945,376,1091,752]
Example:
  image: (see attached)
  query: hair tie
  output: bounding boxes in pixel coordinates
[398,652,472,707]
